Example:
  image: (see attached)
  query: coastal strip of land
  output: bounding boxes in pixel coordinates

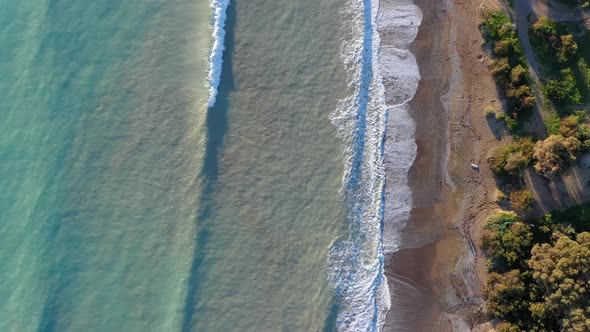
[382,0,506,330]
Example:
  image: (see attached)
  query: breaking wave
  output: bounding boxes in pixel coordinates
[328,0,422,330]
[207,0,230,108]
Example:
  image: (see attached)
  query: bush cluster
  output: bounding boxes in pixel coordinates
[481,208,590,331]
[545,69,583,104]
[488,114,588,178]
[530,17,589,106]
[509,188,535,213]
[481,213,533,271]
[560,111,590,142]
[531,17,578,65]
[487,138,535,176]
[481,12,536,120]
[533,134,581,177]
[533,111,590,178]
[579,58,590,89]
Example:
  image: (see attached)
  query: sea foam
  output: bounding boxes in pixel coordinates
[379,1,421,256]
[207,0,230,108]
[328,0,422,330]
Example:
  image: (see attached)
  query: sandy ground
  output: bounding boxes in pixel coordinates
[380,0,590,330]
[382,0,507,330]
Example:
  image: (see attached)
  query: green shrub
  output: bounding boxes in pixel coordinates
[545,69,583,104]
[482,12,535,117]
[560,113,589,137]
[528,233,590,330]
[481,201,590,330]
[531,17,558,37]
[484,105,496,117]
[487,138,535,176]
[481,213,533,271]
[496,322,522,332]
[506,85,536,111]
[533,134,581,177]
[489,58,512,85]
[544,112,562,135]
[497,190,507,202]
[510,64,527,84]
[488,146,509,175]
[510,189,535,212]
[530,17,581,66]
[481,12,516,42]
[556,34,578,63]
[485,270,528,319]
[530,17,587,106]
[578,58,590,90]
[558,112,590,150]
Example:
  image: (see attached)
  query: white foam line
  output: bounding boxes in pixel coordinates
[328,0,422,331]
[207,0,230,108]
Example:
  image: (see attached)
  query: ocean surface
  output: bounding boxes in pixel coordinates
[0,0,416,330]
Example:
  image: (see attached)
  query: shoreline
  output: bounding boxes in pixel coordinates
[382,0,504,330]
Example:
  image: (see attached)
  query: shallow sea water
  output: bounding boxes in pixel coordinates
[0,0,358,331]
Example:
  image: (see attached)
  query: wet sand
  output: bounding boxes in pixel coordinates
[382,0,505,330]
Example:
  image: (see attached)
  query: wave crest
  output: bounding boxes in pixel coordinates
[328,0,422,330]
[207,0,230,108]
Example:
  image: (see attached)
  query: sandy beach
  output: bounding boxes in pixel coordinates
[382,0,506,330]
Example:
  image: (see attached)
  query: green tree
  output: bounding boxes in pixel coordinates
[559,113,590,144]
[482,12,517,42]
[487,138,535,176]
[579,59,590,90]
[489,57,512,85]
[561,114,583,138]
[496,322,521,332]
[557,34,578,63]
[488,146,510,175]
[484,270,528,319]
[507,85,535,111]
[510,64,527,84]
[481,213,533,271]
[510,189,535,213]
[494,39,515,57]
[528,233,590,330]
[533,135,581,177]
[532,17,558,37]
[545,69,583,105]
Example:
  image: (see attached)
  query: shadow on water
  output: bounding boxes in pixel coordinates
[180,2,236,332]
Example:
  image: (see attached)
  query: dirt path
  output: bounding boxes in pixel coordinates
[501,0,549,138]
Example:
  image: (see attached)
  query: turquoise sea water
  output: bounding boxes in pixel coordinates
[0,0,366,331]
[2,1,210,330]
